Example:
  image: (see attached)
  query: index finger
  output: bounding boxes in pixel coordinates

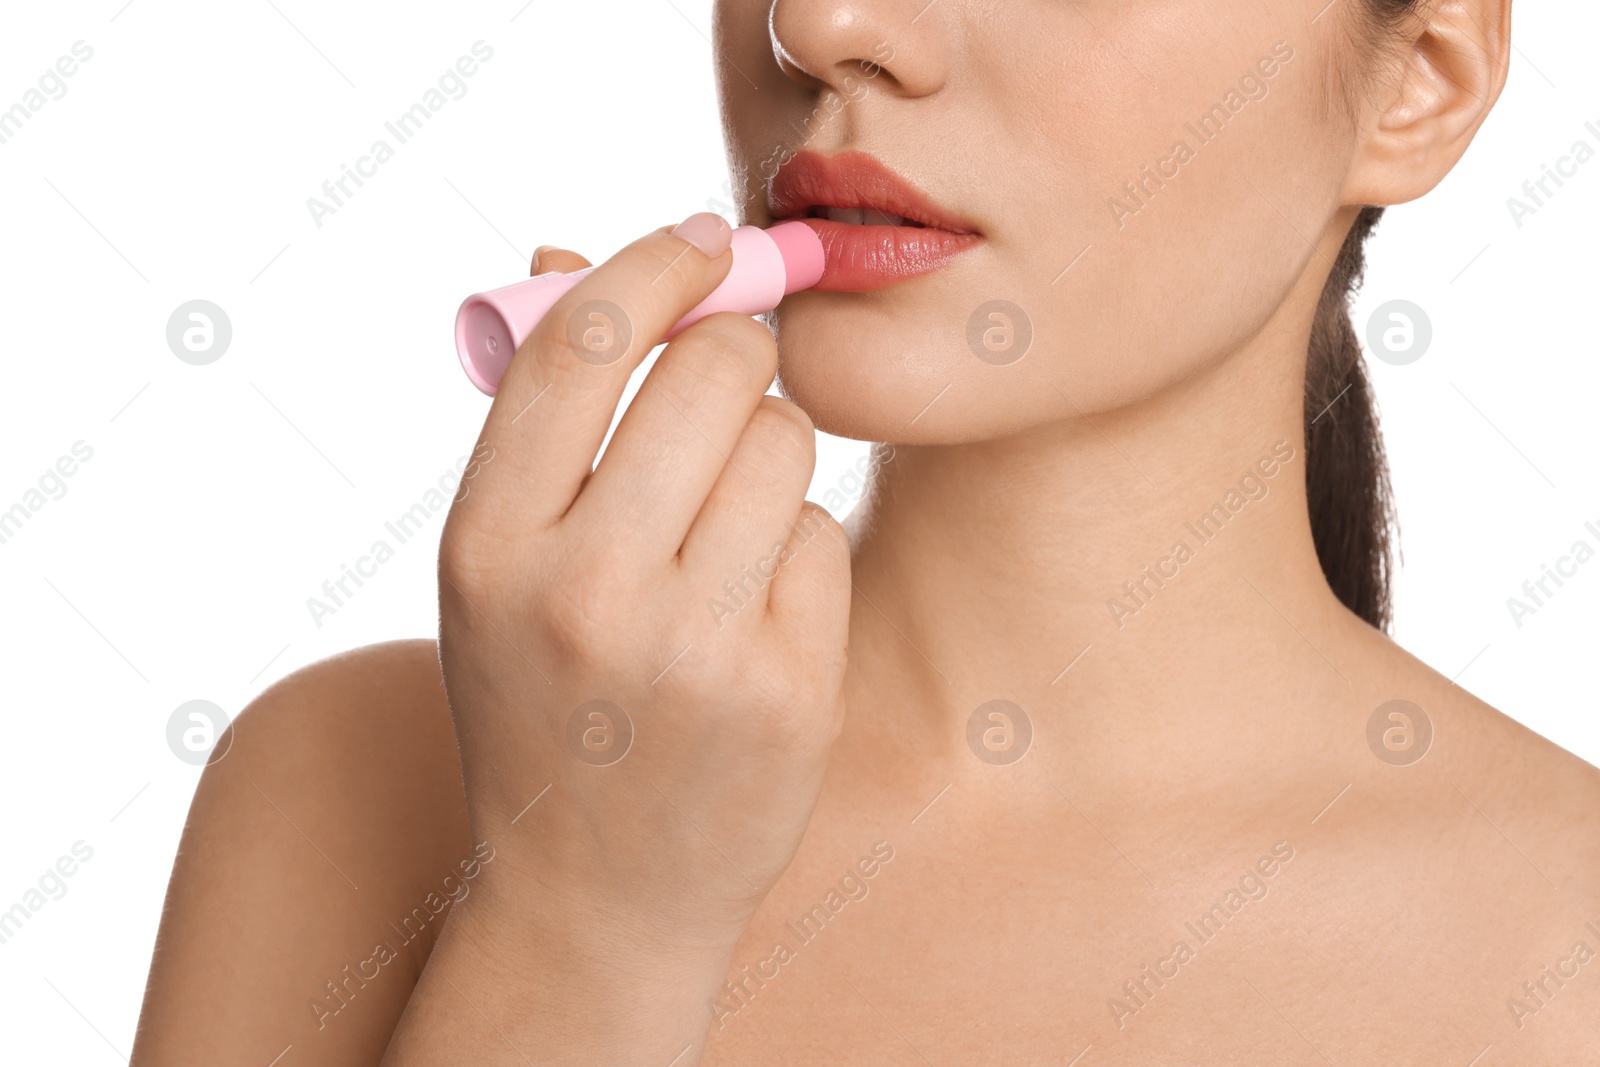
[463,214,736,531]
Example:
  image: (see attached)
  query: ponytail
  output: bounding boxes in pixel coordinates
[1302,204,1397,631]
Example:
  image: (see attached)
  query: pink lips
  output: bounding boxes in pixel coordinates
[769,150,983,292]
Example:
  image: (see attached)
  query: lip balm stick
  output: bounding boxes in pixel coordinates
[454,221,826,396]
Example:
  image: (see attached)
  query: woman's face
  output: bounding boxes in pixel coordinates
[713,0,1365,444]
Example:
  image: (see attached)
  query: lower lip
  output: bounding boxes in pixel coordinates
[796,218,982,292]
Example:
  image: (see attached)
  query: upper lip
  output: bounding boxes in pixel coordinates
[768,150,981,235]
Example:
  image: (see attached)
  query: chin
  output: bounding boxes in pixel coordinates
[770,294,1091,446]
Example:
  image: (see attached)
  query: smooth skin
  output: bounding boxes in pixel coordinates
[133,0,1600,1064]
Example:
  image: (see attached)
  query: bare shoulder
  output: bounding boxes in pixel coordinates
[1357,625,1600,901]
[244,637,448,722]
[220,637,465,844]
[220,638,460,808]
[135,639,466,1066]
[1264,626,1600,1058]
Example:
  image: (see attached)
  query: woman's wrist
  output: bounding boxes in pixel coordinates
[383,884,737,1065]
[465,833,762,965]
[468,868,745,979]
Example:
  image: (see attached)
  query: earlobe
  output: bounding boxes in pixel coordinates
[1342,0,1512,207]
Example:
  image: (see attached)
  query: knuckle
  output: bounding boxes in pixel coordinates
[754,394,815,439]
[797,499,841,539]
[539,557,635,660]
[790,502,845,558]
[681,313,777,378]
[600,232,723,325]
[665,327,763,402]
[725,314,781,377]
[742,399,816,470]
[742,666,831,748]
[704,311,779,356]
[513,344,602,408]
[631,229,736,303]
[749,662,804,711]
[633,232,699,286]
[439,511,510,597]
[531,302,635,384]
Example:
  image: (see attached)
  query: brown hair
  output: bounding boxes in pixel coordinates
[1302,0,1420,632]
[1304,204,1395,631]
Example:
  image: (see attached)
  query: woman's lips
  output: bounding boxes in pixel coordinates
[795,217,983,292]
[769,150,983,293]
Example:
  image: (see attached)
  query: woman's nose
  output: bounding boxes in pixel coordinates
[768,0,950,99]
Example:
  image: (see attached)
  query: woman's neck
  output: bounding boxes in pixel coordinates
[837,323,1369,799]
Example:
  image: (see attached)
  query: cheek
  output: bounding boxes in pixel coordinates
[996,10,1350,411]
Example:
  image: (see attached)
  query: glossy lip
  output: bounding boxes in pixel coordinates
[768,150,984,292]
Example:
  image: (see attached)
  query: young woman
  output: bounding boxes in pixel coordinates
[133,0,1600,1063]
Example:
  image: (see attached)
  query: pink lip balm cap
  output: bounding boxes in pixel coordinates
[456,300,516,395]
[766,221,825,293]
[455,266,592,395]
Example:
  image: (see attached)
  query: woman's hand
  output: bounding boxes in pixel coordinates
[389,215,851,1064]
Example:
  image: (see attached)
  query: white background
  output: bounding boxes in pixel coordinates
[0,1,1594,1061]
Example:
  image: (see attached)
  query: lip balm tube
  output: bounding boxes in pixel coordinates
[454,221,826,396]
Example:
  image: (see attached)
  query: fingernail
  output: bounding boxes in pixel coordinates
[532,244,559,271]
[671,212,733,258]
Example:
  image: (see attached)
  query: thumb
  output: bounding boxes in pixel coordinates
[531,245,593,276]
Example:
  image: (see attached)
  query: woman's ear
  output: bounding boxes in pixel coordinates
[1342,0,1512,207]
